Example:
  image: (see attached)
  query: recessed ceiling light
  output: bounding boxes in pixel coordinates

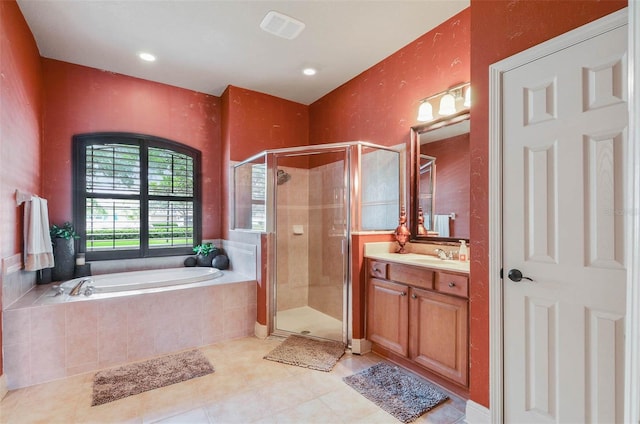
[139,52,156,62]
[303,68,317,76]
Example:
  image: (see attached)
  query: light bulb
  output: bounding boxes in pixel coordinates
[438,93,456,116]
[417,101,434,122]
[464,86,471,108]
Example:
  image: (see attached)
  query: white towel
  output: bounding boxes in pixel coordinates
[23,196,55,271]
[433,214,450,237]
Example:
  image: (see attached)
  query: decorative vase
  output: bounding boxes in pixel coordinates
[52,238,75,281]
[196,252,217,267]
[394,207,411,254]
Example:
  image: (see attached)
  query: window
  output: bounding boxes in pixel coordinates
[73,133,201,260]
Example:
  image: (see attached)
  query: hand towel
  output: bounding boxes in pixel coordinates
[24,196,55,271]
[433,214,451,238]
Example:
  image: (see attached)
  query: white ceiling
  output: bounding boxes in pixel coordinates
[17,0,469,105]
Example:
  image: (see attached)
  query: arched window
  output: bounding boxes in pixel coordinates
[73,133,201,260]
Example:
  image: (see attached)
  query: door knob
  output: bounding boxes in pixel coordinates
[508,269,533,282]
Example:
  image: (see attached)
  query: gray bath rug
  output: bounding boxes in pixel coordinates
[263,334,345,372]
[343,362,449,423]
[92,349,214,406]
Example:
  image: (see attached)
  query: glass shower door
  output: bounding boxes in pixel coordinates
[273,149,348,343]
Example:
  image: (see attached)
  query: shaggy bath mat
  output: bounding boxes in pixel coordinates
[263,334,345,372]
[343,362,449,423]
[91,349,214,406]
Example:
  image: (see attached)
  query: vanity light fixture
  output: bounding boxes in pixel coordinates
[417,101,434,121]
[438,93,457,116]
[416,82,470,122]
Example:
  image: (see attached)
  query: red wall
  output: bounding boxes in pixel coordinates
[41,59,222,240]
[469,0,627,408]
[310,9,470,148]
[0,0,44,376]
[225,85,309,162]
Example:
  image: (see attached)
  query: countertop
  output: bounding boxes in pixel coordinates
[365,252,470,274]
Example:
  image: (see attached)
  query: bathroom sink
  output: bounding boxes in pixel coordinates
[370,253,470,273]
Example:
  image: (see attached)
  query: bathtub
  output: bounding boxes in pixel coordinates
[59,267,223,295]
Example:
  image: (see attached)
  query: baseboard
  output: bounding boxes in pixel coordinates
[350,338,372,355]
[0,374,8,401]
[254,322,268,339]
[465,399,490,424]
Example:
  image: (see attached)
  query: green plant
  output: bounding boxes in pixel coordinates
[193,242,217,256]
[50,222,79,240]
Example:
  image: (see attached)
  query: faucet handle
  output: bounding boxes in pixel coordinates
[51,285,64,296]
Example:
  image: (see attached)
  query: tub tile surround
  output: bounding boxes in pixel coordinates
[2,239,259,390]
[3,281,257,389]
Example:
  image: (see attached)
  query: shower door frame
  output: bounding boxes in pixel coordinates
[267,144,352,345]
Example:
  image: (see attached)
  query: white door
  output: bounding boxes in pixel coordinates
[502,24,628,423]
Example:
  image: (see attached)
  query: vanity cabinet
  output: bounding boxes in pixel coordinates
[366,259,469,389]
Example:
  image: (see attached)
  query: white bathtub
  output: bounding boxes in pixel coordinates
[59,267,224,295]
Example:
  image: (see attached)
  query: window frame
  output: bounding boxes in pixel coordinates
[73,132,202,261]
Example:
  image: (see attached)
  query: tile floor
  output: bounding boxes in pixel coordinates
[0,336,467,424]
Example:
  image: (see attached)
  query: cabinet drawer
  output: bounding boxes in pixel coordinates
[436,272,469,297]
[389,264,434,290]
[369,261,387,279]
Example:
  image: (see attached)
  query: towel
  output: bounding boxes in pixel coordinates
[23,196,55,271]
[433,214,450,237]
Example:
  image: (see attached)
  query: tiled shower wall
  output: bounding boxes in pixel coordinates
[308,161,344,321]
[275,166,310,311]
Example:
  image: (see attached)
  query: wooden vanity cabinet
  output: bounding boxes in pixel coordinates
[366,259,469,389]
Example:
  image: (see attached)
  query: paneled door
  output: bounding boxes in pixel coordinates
[502,23,628,422]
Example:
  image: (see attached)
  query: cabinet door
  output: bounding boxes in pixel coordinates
[409,287,468,386]
[367,278,409,357]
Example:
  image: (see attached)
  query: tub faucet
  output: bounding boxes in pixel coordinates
[69,278,92,296]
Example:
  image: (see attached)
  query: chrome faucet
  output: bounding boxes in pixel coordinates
[69,278,92,296]
[434,248,448,260]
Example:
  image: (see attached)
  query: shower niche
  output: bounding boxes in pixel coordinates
[233,142,401,345]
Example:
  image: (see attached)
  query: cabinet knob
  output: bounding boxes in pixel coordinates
[400,291,407,296]
[448,282,456,288]
[411,293,417,299]
[373,268,379,273]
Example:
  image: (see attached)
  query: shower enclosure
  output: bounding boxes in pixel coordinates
[233,142,400,345]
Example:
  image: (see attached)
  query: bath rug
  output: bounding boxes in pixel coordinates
[263,334,345,372]
[91,349,214,406]
[343,362,448,423]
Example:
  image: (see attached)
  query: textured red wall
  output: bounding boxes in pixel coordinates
[225,85,309,162]
[0,1,43,259]
[469,0,627,408]
[41,59,222,240]
[421,133,470,239]
[0,0,44,376]
[309,8,470,148]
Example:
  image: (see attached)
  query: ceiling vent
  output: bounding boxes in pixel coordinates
[260,11,305,40]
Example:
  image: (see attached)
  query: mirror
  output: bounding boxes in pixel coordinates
[409,111,470,242]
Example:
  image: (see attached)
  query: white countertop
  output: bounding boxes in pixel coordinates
[365,252,470,274]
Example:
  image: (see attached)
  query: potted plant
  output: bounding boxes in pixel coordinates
[50,221,79,281]
[193,242,219,267]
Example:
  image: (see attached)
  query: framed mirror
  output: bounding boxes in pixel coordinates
[409,110,470,243]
